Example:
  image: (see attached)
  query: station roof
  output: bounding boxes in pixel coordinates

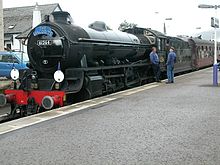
[4,3,62,35]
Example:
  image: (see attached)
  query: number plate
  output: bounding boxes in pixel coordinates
[37,40,52,46]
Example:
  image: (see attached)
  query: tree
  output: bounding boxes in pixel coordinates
[118,20,137,31]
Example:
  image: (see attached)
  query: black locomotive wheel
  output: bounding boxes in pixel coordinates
[76,87,92,102]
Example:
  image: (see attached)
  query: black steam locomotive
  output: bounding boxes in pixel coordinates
[0,11,152,117]
[0,11,214,118]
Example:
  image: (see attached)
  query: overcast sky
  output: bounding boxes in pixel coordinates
[3,0,220,36]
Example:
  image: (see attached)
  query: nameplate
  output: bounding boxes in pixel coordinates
[33,26,53,37]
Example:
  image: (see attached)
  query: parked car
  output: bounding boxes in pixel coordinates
[0,51,29,78]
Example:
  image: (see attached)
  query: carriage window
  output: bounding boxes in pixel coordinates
[209,46,211,51]
[197,46,201,59]
[201,46,204,51]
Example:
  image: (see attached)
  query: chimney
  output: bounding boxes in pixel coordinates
[32,2,41,28]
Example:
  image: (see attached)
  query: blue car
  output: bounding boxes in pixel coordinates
[0,51,29,78]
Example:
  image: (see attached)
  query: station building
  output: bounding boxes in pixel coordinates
[3,3,62,52]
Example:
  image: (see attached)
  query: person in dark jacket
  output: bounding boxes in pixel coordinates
[166,47,176,84]
[149,47,161,82]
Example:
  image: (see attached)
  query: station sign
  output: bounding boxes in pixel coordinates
[211,17,219,28]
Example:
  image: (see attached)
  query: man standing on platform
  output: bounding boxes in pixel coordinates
[150,47,161,82]
[166,47,176,84]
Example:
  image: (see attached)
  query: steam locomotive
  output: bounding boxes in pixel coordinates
[0,11,152,117]
[0,11,215,118]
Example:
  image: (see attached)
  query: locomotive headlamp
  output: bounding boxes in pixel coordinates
[10,68,19,80]
[54,62,64,83]
[54,70,64,83]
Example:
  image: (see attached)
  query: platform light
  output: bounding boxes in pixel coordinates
[165,18,172,21]
[198,4,220,9]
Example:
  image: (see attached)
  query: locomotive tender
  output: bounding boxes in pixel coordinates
[0,11,216,118]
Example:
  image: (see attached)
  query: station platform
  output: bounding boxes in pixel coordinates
[0,68,220,164]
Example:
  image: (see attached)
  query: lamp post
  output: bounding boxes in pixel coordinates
[198,4,220,86]
[164,18,172,35]
[154,12,172,35]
